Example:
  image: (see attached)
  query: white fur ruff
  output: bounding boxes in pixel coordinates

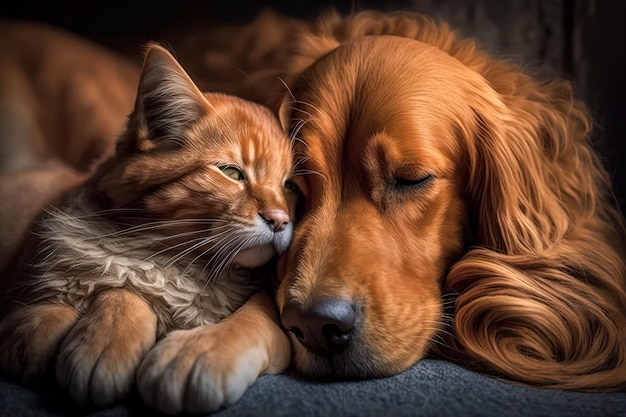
[27,194,261,336]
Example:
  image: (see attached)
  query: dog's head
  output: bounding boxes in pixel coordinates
[277,34,478,377]
[275,11,626,389]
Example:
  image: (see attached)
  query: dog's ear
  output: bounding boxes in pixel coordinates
[439,76,626,390]
[465,80,606,255]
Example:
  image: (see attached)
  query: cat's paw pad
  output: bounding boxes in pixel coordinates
[0,304,78,385]
[137,326,266,415]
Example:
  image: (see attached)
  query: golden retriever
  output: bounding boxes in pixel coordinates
[2,10,625,413]
[253,10,626,391]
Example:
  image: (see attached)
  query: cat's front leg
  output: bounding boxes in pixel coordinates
[56,288,157,406]
[0,303,79,384]
[137,292,291,415]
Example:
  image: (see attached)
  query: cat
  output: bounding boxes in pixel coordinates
[0,43,295,411]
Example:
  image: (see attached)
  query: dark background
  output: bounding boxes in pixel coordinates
[1,0,625,212]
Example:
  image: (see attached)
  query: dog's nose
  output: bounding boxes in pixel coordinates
[281,298,356,356]
[260,209,289,232]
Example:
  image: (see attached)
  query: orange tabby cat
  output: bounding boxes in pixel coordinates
[0,43,293,412]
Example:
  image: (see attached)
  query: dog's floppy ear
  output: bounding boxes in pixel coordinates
[440,76,626,390]
[465,80,607,254]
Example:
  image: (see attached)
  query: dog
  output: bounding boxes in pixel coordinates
[2,10,625,412]
[227,10,626,391]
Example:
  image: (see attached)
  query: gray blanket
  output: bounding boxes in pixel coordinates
[1,359,624,417]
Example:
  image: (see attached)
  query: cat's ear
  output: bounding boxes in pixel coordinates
[133,43,206,145]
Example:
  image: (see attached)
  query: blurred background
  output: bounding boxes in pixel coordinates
[1,0,625,212]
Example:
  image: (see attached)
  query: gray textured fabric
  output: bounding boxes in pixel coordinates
[1,359,625,417]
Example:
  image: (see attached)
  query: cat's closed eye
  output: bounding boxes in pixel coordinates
[220,166,245,181]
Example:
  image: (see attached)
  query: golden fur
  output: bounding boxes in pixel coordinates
[1,9,625,415]
[0,33,293,413]
[265,10,626,391]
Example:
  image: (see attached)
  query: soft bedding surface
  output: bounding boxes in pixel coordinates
[1,359,625,417]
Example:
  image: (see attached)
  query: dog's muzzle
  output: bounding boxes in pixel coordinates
[281,298,357,357]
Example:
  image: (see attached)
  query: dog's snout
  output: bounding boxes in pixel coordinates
[281,298,356,355]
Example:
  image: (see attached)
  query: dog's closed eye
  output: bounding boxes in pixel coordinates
[393,173,434,190]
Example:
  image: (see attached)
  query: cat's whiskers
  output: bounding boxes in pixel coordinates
[201,243,237,285]
[291,137,310,152]
[276,78,326,185]
[113,217,230,231]
[289,100,326,119]
[186,237,233,284]
[189,223,262,285]
[287,116,314,149]
[128,222,232,244]
[291,152,325,177]
[277,78,326,118]
[163,220,249,269]
[288,118,311,147]
[162,238,215,270]
[201,235,252,286]
[46,204,259,274]
[144,235,217,262]
[292,168,326,180]
[41,206,144,220]
[292,156,310,172]
[147,224,232,243]
[277,76,296,103]
[80,218,229,241]
[186,229,246,278]
[116,216,230,224]
[288,108,315,124]
[162,228,234,268]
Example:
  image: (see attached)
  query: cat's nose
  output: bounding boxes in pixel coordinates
[260,209,289,232]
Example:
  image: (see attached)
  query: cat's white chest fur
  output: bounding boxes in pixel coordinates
[30,201,261,336]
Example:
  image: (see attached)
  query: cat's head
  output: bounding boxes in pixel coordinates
[95,43,296,268]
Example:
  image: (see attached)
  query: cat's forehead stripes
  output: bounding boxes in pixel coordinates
[193,101,293,185]
[239,128,288,184]
[246,140,256,162]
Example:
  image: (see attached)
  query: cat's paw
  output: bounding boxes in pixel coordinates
[0,304,78,385]
[56,289,157,406]
[137,325,267,415]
